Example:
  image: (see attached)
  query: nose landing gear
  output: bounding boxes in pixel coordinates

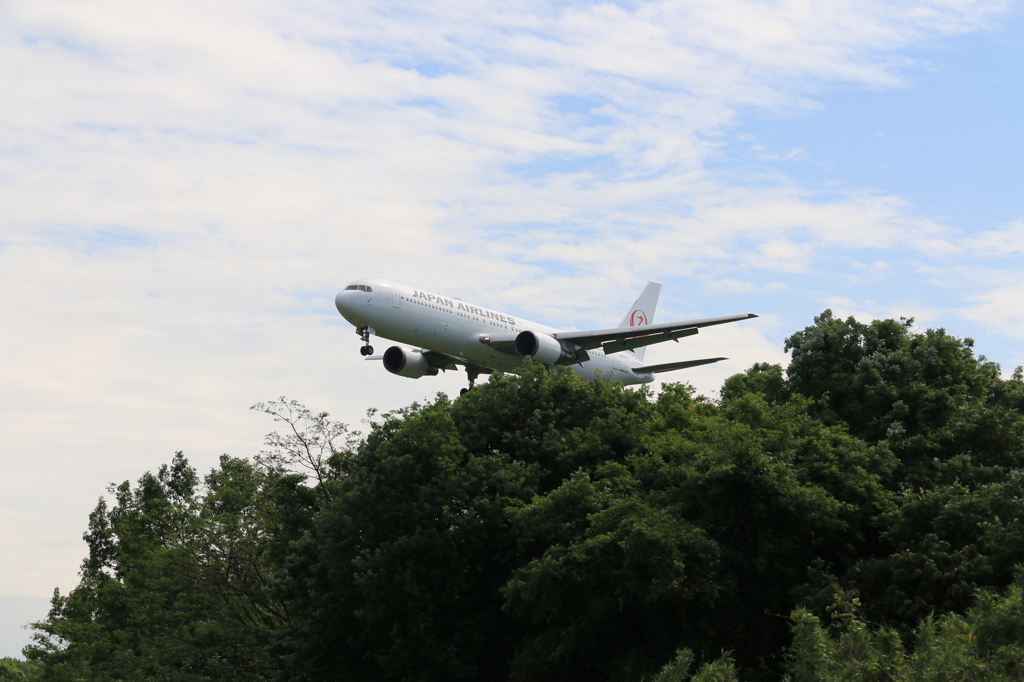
[356,327,374,356]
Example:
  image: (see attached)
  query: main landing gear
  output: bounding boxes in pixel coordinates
[356,327,374,356]
[460,366,482,396]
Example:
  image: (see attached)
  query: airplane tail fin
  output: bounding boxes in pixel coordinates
[617,281,661,362]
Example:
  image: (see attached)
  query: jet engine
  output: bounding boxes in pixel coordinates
[382,346,438,378]
[514,331,570,364]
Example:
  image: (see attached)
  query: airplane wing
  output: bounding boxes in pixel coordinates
[632,357,727,374]
[480,335,519,356]
[553,313,757,355]
[421,350,462,371]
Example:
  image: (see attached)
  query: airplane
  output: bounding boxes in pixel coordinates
[334,278,757,395]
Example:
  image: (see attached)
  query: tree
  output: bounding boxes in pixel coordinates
[272,367,897,681]
[500,383,896,680]
[0,658,41,681]
[783,310,1022,485]
[786,572,1024,681]
[271,366,672,682]
[756,311,1024,634]
[25,455,293,681]
[26,313,1024,681]
[251,397,360,496]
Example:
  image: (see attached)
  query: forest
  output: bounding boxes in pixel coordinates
[16,310,1024,681]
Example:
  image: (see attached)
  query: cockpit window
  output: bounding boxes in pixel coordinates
[364,286,372,292]
[345,285,358,290]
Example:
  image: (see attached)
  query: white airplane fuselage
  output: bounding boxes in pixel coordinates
[334,278,653,384]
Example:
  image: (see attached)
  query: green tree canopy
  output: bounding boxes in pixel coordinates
[25,313,1024,682]
[782,310,1024,485]
[25,454,294,681]
[270,364,899,681]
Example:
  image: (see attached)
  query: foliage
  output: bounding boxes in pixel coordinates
[24,455,292,681]
[25,312,1024,681]
[786,573,1024,681]
[499,382,895,680]
[0,658,41,680]
[268,365,900,681]
[647,649,740,682]
[270,370,663,682]
[783,310,1024,485]
[23,400,354,681]
[251,397,361,494]
[775,311,1024,634]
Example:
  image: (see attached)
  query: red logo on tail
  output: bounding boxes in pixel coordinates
[630,310,648,327]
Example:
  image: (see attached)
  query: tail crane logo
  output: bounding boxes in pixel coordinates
[630,310,649,327]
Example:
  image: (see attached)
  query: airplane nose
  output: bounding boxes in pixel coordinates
[335,291,351,315]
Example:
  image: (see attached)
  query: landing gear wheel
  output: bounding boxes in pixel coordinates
[356,327,373,356]
[460,388,469,396]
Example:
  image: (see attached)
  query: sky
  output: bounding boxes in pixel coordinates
[2,0,1023,658]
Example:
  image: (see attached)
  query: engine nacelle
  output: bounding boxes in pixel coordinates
[382,346,438,378]
[514,330,569,364]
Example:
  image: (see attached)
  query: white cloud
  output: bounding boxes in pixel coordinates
[961,282,1024,341]
[965,220,1024,256]
[821,295,943,331]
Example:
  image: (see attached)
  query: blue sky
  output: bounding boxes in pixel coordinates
[729,19,1024,229]
[2,0,1023,657]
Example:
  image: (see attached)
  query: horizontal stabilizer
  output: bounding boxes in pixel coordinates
[633,357,727,374]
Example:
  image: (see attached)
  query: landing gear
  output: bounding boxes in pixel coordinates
[356,327,373,356]
[460,366,482,396]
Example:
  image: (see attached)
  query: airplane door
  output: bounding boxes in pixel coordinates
[391,287,401,308]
